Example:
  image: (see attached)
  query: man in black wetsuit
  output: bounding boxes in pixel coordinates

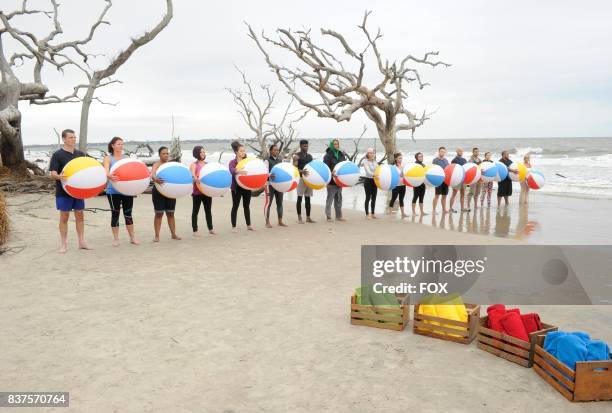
[293,140,315,224]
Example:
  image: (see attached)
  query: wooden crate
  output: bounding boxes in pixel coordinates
[533,335,612,402]
[477,316,557,367]
[412,303,480,344]
[350,294,409,331]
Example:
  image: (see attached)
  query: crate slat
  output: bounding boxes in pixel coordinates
[412,303,479,344]
[477,335,530,359]
[534,364,574,401]
[477,342,530,367]
[349,294,409,332]
[413,320,469,337]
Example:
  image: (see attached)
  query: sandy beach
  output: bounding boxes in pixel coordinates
[1,192,610,412]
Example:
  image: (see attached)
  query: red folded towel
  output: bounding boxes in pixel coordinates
[521,313,542,334]
[501,311,529,342]
[487,305,520,332]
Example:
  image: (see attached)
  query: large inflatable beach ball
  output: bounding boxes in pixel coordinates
[403,163,426,187]
[527,170,545,190]
[197,162,232,197]
[424,164,445,188]
[444,164,465,188]
[480,162,498,182]
[333,161,360,187]
[509,162,529,182]
[374,163,400,191]
[270,162,299,193]
[109,158,150,196]
[463,163,481,186]
[303,160,331,190]
[61,157,107,199]
[236,157,269,190]
[494,161,509,181]
[155,161,193,199]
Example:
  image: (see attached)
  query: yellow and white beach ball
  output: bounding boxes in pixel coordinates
[303,160,331,190]
[61,157,107,199]
[403,163,426,187]
[374,163,400,191]
[236,157,269,190]
[509,162,529,182]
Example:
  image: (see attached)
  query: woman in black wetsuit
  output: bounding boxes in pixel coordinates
[411,152,427,216]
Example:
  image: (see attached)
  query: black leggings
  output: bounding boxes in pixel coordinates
[389,186,406,208]
[192,194,213,232]
[296,196,311,217]
[231,186,251,227]
[412,184,426,204]
[363,177,377,215]
[265,187,283,220]
[107,194,134,228]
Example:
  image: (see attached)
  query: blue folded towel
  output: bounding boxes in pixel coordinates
[544,331,611,370]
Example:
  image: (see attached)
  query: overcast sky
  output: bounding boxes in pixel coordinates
[6,0,612,145]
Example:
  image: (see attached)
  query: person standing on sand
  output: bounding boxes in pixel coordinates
[323,138,348,222]
[449,147,467,213]
[466,147,482,211]
[519,153,532,204]
[49,129,92,254]
[103,136,139,247]
[411,152,427,216]
[264,144,287,228]
[497,150,518,207]
[293,139,315,224]
[480,152,494,207]
[229,141,254,232]
[151,146,181,242]
[360,148,378,219]
[432,146,449,215]
[387,152,407,218]
[189,146,215,237]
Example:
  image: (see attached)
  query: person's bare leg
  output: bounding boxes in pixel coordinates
[400,206,407,218]
[59,212,69,253]
[126,224,139,245]
[460,187,466,211]
[420,202,427,216]
[412,203,417,216]
[265,219,273,228]
[111,227,120,247]
[441,195,448,214]
[167,213,181,240]
[432,194,439,215]
[75,210,91,250]
[449,189,458,212]
[153,213,163,242]
[278,218,287,227]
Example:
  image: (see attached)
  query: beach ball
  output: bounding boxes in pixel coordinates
[109,159,150,196]
[494,161,509,181]
[303,160,331,190]
[463,163,481,186]
[444,164,465,188]
[403,163,426,187]
[527,170,545,190]
[480,162,497,182]
[61,157,106,199]
[374,164,400,191]
[236,157,269,190]
[197,162,232,197]
[333,161,360,187]
[155,161,192,199]
[509,162,528,182]
[270,162,299,193]
[424,164,445,188]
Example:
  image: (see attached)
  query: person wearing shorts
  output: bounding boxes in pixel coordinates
[449,147,467,213]
[151,146,181,242]
[293,139,314,224]
[49,129,91,254]
[466,147,482,211]
[432,146,449,215]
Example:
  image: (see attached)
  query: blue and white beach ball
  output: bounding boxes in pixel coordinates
[270,162,299,193]
[374,164,400,191]
[480,162,498,182]
[155,161,193,199]
[494,161,509,181]
[303,160,331,190]
[424,164,445,187]
[197,162,232,197]
[333,161,360,187]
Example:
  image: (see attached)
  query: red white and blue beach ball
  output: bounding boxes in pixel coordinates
[480,162,498,182]
[155,161,193,199]
[197,162,232,197]
[527,170,545,190]
[110,158,151,196]
[236,157,269,190]
[462,162,481,186]
[270,162,299,193]
[374,163,400,190]
[333,161,360,187]
[424,164,445,187]
[303,160,331,190]
[444,164,465,188]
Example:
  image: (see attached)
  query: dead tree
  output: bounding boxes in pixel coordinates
[247,11,449,163]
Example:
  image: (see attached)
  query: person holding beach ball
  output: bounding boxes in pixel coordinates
[480,152,494,207]
[229,141,254,232]
[189,145,215,237]
[519,153,532,205]
[49,128,92,254]
[449,147,467,213]
[293,139,315,224]
[466,147,482,211]
[265,144,287,228]
[411,152,428,216]
[103,136,139,247]
[360,148,378,219]
[388,153,407,218]
[151,146,181,242]
[497,150,518,207]
[323,138,348,222]
[432,146,450,215]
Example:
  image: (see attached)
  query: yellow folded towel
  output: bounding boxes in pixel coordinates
[417,294,468,337]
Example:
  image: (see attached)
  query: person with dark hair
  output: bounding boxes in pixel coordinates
[480,152,494,207]
[323,138,347,222]
[151,146,181,242]
[449,147,467,213]
[497,150,518,207]
[49,129,91,253]
[466,147,482,211]
[189,146,215,236]
[360,147,378,218]
[387,152,407,218]
[432,146,449,215]
[264,144,287,228]
[292,139,315,224]
[411,152,427,216]
[229,141,254,232]
[103,136,139,246]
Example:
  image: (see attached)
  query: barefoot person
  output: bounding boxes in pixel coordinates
[323,138,347,222]
[480,152,494,207]
[497,150,517,207]
[411,152,427,216]
[519,153,532,204]
[229,141,254,232]
[432,146,449,215]
[360,148,378,219]
[49,129,92,253]
[189,145,215,236]
[264,144,287,228]
[293,139,314,224]
[388,152,407,218]
[449,147,467,213]
[151,146,181,242]
[103,137,139,247]
[466,147,482,211]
